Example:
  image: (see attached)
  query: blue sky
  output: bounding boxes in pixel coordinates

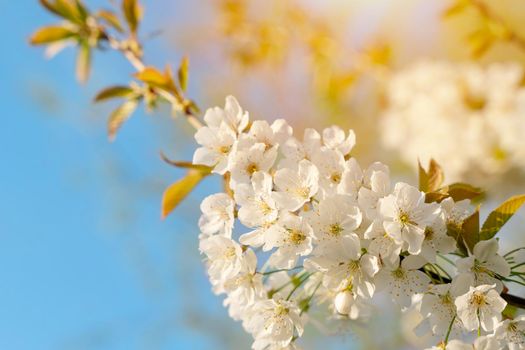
[0,1,254,349]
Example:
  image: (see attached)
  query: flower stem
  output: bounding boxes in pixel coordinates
[286,272,314,300]
[444,315,456,345]
[300,281,322,316]
[261,266,303,276]
[504,247,525,258]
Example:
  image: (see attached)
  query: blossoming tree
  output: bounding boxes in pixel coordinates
[31,0,525,349]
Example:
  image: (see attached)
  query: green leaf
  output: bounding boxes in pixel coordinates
[161,168,210,219]
[30,26,76,45]
[446,183,484,202]
[107,99,139,141]
[122,0,142,33]
[177,56,189,92]
[94,86,134,102]
[502,304,518,320]
[427,159,444,192]
[76,42,91,83]
[97,9,124,32]
[480,194,525,240]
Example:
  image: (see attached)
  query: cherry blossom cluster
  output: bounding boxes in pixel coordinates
[381,61,525,183]
[193,96,524,349]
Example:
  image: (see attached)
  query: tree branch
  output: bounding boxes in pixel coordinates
[104,32,203,129]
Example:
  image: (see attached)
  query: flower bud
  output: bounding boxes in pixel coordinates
[334,290,354,315]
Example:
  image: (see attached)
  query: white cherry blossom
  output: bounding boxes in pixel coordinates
[420,213,457,263]
[455,238,510,293]
[235,171,277,226]
[378,182,440,255]
[191,96,525,349]
[494,315,525,350]
[441,198,474,233]
[311,148,346,194]
[320,126,355,155]
[222,249,264,303]
[364,219,404,267]
[247,298,304,350]
[455,284,507,332]
[425,336,502,350]
[358,167,391,220]
[417,283,464,339]
[375,255,430,307]
[306,194,362,244]
[199,235,245,283]
[203,95,249,134]
[265,213,314,269]
[193,122,236,174]
[306,235,379,298]
[272,159,319,211]
[332,287,370,320]
[229,142,278,188]
[241,119,292,150]
[198,193,235,237]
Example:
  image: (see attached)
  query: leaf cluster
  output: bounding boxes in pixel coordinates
[31,0,199,141]
[443,0,525,57]
[419,159,525,255]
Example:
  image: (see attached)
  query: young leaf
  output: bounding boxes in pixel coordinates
[468,29,492,58]
[427,159,444,192]
[425,191,448,204]
[30,26,76,45]
[39,0,63,17]
[461,209,480,253]
[94,86,134,102]
[107,99,139,141]
[97,9,124,32]
[418,160,429,192]
[502,304,518,320]
[135,67,167,86]
[178,56,189,92]
[480,194,525,240]
[446,183,484,202]
[159,152,211,172]
[443,0,468,18]
[135,66,177,94]
[161,168,210,219]
[73,0,89,22]
[76,42,91,83]
[54,0,87,24]
[122,0,141,34]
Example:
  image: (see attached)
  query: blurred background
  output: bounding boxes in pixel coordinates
[2,0,525,349]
